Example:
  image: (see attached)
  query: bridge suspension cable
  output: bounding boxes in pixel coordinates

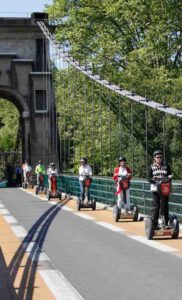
[36,20,182,118]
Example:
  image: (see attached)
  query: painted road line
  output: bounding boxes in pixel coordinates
[129,235,178,252]
[49,201,59,205]
[0,208,10,215]
[23,242,51,262]
[3,215,18,224]
[0,204,5,208]
[21,188,48,201]
[62,206,74,212]
[39,269,84,300]
[74,212,95,221]
[11,225,27,238]
[31,252,51,262]
[0,199,85,299]
[23,241,38,252]
[96,221,125,232]
[27,190,34,194]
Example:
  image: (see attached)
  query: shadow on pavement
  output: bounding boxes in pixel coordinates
[4,198,70,299]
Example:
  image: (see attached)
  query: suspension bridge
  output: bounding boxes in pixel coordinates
[0,12,182,300]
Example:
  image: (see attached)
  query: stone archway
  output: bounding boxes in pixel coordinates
[0,13,57,169]
[0,86,30,163]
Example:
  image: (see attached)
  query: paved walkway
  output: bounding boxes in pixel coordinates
[0,214,55,300]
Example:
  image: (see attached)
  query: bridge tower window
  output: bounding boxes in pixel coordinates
[34,90,48,113]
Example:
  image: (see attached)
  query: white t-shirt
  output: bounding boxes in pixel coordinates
[47,168,58,176]
[118,167,128,177]
[23,165,32,176]
[79,165,92,181]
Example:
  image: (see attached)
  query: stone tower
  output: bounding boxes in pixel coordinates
[0,12,57,169]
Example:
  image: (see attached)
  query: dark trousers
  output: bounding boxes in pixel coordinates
[16,174,22,185]
[152,192,169,225]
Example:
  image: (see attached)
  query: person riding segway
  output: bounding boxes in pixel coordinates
[22,161,33,189]
[112,157,138,222]
[145,150,179,239]
[77,158,96,211]
[35,160,46,195]
[46,162,61,200]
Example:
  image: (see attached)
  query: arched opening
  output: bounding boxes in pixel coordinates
[0,98,21,184]
[0,87,30,185]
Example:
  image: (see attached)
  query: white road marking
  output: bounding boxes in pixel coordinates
[23,241,38,252]
[49,201,59,205]
[74,212,95,220]
[31,252,50,262]
[129,235,178,252]
[22,242,50,261]
[0,204,5,208]
[39,269,84,300]
[62,206,73,212]
[96,222,125,232]
[11,225,27,238]
[3,215,18,224]
[0,208,10,215]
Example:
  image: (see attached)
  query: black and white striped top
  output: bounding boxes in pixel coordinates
[148,163,171,183]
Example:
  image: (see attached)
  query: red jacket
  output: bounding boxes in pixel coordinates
[113,166,132,182]
[113,166,132,195]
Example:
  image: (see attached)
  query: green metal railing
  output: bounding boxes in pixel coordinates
[44,174,182,220]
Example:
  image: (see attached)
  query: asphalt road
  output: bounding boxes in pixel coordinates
[1,188,182,300]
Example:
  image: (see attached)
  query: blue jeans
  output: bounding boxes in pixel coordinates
[79,180,90,201]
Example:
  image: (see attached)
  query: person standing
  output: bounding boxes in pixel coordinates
[113,157,132,210]
[35,160,46,185]
[79,158,92,202]
[148,150,172,229]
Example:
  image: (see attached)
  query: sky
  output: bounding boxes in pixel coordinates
[0,0,53,17]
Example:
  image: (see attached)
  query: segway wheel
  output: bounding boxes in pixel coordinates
[35,187,38,195]
[47,190,50,201]
[145,217,154,240]
[113,205,120,222]
[171,216,179,239]
[77,198,81,211]
[92,199,96,211]
[133,206,139,222]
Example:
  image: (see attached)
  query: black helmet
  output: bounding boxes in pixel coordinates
[153,150,163,157]
[118,157,126,162]
[50,162,55,167]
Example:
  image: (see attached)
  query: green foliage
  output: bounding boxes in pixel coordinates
[47,0,182,178]
[0,99,19,151]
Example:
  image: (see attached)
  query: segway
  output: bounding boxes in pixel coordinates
[35,174,45,195]
[47,174,62,200]
[77,176,96,211]
[113,176,139,222]
[145,178,179,240]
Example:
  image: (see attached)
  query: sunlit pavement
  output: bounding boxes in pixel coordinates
[1,187,182,300]
[29,188,182,256]
[0,213,55,299]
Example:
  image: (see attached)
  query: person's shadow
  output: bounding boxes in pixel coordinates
[3,198,70,299]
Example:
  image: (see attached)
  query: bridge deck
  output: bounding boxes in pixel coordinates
[1,187,182,300]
